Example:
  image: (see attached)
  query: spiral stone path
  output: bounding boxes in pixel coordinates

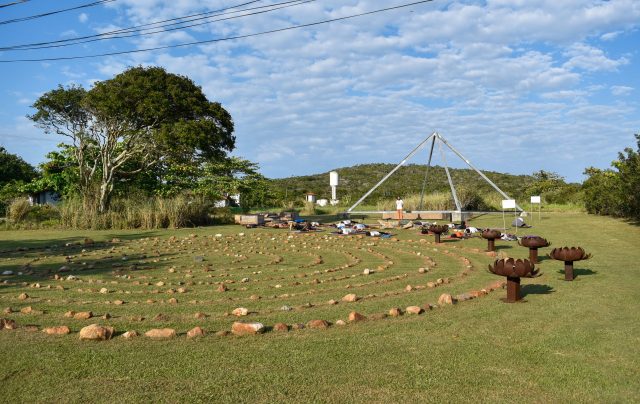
[0,230,508,339]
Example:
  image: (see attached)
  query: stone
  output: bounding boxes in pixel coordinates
[291,323,305,330]
[327,299,338,305]
[436,278,444,285]
[280,305,292,311]
[438,293,455,305]
[342,293,358,303]
[18,293,28,300]
[102,313,112,320]
[335,320,347,326]
[194,312,208,319]
[306,319,329,329]
[232,307,249,317]
[370,313,388,321]
[273,322,289,332]
[405,285,413,292]
[167,298,178,304]
[121,330,139,339]
[1,318,17,330]
[64,310,76,318]
[216,283,227,292]
[389,308,402,317]
[215,330,230,337]
[73,311,93,320]
[145,328,176,339]
[113,300,125,305]
[99,288,109,294]
[426,282,436,288]
[3,307,12,314]
[363,268,371,275]
[405,306,423,315]
[79,324,114,341]
[231,322,265,336]
[348,311,367,322]
[418,268,426,274]
[187,326,205,338]
[20,306,33,314]
[42,326,70,335]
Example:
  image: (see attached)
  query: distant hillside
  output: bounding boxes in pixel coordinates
[269,163,534,204]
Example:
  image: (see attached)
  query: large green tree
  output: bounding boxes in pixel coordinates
[30,66,235,212]
[0,146,37,186]
[583,133,640,219]
[0,147,37,215]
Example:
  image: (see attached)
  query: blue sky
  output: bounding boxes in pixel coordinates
[0,0,638,183]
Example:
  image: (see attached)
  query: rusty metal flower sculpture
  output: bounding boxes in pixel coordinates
[481,229,502,252]
[428,224,449,244]
[549,247,592,281]
[488,258,541,303]
[518,236,551,264]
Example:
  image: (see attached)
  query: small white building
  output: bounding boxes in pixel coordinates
[305,193,317,203]
[29,191,61,206]
[214,193,240,208]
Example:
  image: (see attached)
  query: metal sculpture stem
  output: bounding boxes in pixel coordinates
[506,276,521,303]
[434,233,441,244]
[487,239,496,252]
[529,247,539,264]
[564,261,574,281]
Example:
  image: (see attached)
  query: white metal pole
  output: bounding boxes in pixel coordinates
[346,132,437,213]
[438,139,461,211]
[437,134,525,212]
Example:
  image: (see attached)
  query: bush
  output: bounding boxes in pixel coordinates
[7,198,31,222]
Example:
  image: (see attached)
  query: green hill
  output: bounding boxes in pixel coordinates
[270,163,534,206]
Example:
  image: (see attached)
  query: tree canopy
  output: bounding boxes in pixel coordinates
[0,146,37,186]
[30,66,235,212]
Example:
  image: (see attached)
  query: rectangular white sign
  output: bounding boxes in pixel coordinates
[531,196,541,204]
[502,199,516,209]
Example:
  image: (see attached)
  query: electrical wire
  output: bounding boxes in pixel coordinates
[0,0,116,25]
[0,0,30,9]
[0,0,433,63]
[1,0,312,51]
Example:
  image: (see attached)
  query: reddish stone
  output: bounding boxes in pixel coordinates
[306,319,329,329]
[273,323,289,332]
[231,322,265,336]
[42,326,70,335]
[348,312,367,322]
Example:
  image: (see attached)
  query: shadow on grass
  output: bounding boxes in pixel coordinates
[556,268,598,278]
[521,284,554,297]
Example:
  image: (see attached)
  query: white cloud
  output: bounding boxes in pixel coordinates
[611,85,633,96]
[563,43,628,72]
[78,13,89,23]
[4,0,640,182]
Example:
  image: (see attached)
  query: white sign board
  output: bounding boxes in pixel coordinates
[502,199,516,209]
[531,196,541,204]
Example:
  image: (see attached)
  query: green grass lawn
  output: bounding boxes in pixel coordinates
[0,212,638,403]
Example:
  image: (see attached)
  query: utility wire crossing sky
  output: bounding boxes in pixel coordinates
[0,0,638,182]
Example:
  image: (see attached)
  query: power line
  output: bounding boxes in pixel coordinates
[1,0,312,51]
[0,0,434,63]
[0,0,30,9]
[0,0,116,25]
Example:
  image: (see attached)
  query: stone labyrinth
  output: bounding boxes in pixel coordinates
[0,231,506,339]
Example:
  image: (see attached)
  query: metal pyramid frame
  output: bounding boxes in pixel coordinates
[345,132,524,214]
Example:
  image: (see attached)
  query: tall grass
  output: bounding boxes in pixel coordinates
[7,198,31,222]
[59,196,211,229]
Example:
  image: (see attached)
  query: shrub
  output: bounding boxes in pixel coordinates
[7,198,31,222]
